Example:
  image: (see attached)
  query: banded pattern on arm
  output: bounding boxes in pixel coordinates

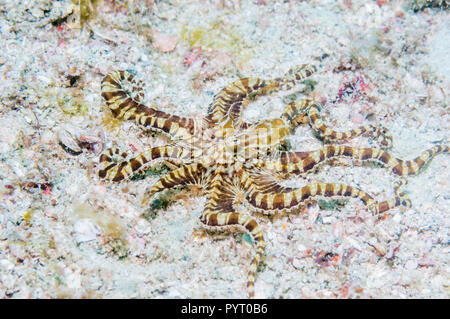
[248,170,411,214]
[240,167,295,194]
[200,208,265,299]
[246,182,379,214]
[101,70,199,139]
[377,178,412,214]
[201,197,265,298]
[98,145,197,182]
[259,145,449,177]
[243,166,411,214]
[281,99,393,148]
[207,64,317,127]
[144,162,208,204]
[246,180,410,217]
[198,172,266,298]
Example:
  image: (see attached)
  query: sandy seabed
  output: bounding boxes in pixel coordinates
[0,0,448,298]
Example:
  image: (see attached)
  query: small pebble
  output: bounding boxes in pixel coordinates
[351,113,364,124]
[405,260,417,270]
[73,219,100,243]
[292,258,302,270]
[152,33,177,53]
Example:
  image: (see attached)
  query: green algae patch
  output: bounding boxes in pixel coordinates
[73,203,126,240]
[71,0,99,27]
[180,22,252,67]
[318,199,349,211]
[58,95,88,116]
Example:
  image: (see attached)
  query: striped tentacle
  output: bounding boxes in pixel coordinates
[246,182,379,215]
[143,162,207,205]
[275,64,317,91]
[307,103,393,148]
[200,208,265,299]
[241,167,293,194]
[247,176,291,194]
[101,70,197,139]
[280,99,392,148]
[377,179,412,214]
[98,147,128,181]
[98,145,197,182]
[248,175,411,215]
[280,99,313,127]
[384,145,448,176]
[207,77,280,125]
[200,171,266,298]
[203,172,236,213]
[207,64,317,126]
[260,145,448,177]
[245,174,411,216]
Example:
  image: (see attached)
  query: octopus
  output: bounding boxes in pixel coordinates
[97,64,448,298]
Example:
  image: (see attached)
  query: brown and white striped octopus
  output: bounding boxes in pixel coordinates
[97,64,448,298]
